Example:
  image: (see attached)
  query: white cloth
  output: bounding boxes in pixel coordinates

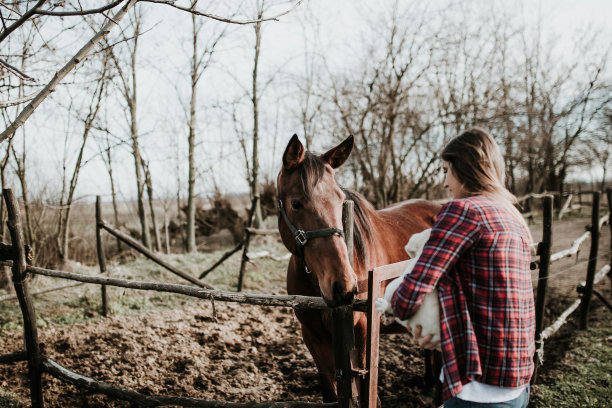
[440,369,527,403]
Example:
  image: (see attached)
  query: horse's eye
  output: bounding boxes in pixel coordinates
[291,199,304,210]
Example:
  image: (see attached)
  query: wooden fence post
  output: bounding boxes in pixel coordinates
[332,200,359,408]
[3,188,43,407]
[579,191,600,330]
[532,195,553,383]
[96,196,109,316]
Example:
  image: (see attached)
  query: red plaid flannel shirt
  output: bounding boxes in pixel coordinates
[391,196,535,401]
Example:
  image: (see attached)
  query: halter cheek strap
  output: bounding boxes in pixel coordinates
[278,198,345,259]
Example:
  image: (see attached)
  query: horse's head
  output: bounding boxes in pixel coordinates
[277,134,357,307]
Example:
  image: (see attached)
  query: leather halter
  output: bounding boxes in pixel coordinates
[278,196,345,259]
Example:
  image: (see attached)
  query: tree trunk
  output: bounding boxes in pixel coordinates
[106,147,122,254]
[128,26,151,250]
[250,9,264,228]
[186,13,198,253]
[142,160,161,252]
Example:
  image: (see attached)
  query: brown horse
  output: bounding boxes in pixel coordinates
[277,134,441,402]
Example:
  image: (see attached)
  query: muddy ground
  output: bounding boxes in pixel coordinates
[0,215,610,407]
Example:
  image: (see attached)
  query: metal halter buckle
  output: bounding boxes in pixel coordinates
[295,230,308,246]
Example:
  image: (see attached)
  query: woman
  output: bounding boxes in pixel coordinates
[391,128,535,407]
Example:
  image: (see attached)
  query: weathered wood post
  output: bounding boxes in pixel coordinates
[96,196,109,316]
[579,191,600,330]
[237,195,259,292]
[332,200,360,408]
[3,188,43,407]
[532,195,553,383]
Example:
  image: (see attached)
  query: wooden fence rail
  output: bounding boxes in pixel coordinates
[0,261,367,312]
[98,219,214,290]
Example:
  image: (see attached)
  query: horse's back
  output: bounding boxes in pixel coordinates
[379,198,441,230]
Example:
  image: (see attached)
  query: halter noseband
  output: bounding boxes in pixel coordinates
[278,197,345,258]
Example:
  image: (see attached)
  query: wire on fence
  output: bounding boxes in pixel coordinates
[0,260,368,312]
[532,251,612,283]
[535,263,611,364]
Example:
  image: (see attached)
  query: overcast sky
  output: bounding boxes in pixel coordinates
[7,0,611,204]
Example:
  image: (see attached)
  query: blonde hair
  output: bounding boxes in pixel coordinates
[442,128,531,241]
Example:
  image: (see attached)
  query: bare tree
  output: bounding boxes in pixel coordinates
[96,128,123,254]
[328,3,441,207]
[56,53,110,263]
[106,6,152,249]
[0,0,140,143]
[0,0,305,143]
[578,108,612,191]
[185,3,227,252]
[249,0,265,228]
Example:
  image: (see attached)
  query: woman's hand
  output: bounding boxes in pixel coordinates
[412,325,441,350]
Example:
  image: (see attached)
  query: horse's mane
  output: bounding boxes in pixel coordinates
[297,152,374,266]
[341,189,375,266]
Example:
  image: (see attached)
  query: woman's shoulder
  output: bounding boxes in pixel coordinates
[438,197,482,222]
[440,196,501,224]
[441,196,485,212]
[444,195,497,210]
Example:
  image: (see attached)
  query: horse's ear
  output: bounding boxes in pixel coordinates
[321,135,353,169]
[282,134,305,171]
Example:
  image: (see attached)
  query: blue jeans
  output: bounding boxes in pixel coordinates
[444,385,529,408]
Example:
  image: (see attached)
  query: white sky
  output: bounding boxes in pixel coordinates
[4,0,611,204]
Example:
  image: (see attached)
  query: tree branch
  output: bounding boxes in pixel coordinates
[140,0,305,25]
[34,0,125,16]
[0,92,37,108]
[0,0,138,144]
[0,57,36,82]
[0,0,47,43]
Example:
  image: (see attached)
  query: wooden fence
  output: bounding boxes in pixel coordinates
[523,189,612,382]
[0,189,361,408]
[1,188,611,407]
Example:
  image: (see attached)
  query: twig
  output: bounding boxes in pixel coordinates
[34,0,125,16]
[0,0,46,44]
[140,0,305,25]
[0,92,38,107]
[0,58,36,81]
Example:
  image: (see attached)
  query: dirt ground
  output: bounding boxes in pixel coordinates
[0,215,610,408]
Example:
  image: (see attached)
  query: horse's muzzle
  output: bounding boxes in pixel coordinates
[328,281,357,307]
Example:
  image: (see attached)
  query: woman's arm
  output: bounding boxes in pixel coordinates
[391,199,480,320]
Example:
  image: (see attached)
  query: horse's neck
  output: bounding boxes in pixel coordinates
[363,207,414,270]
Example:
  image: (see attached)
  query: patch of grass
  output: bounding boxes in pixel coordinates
[531,327,612,407]
[0,240,290,331]
[0,389,22,408]
[0,301,24,332]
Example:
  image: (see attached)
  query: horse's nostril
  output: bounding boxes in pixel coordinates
[332,281,355,305]
[332,281,342,300]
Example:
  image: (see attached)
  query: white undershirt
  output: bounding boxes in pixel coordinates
[440,369,527,403]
